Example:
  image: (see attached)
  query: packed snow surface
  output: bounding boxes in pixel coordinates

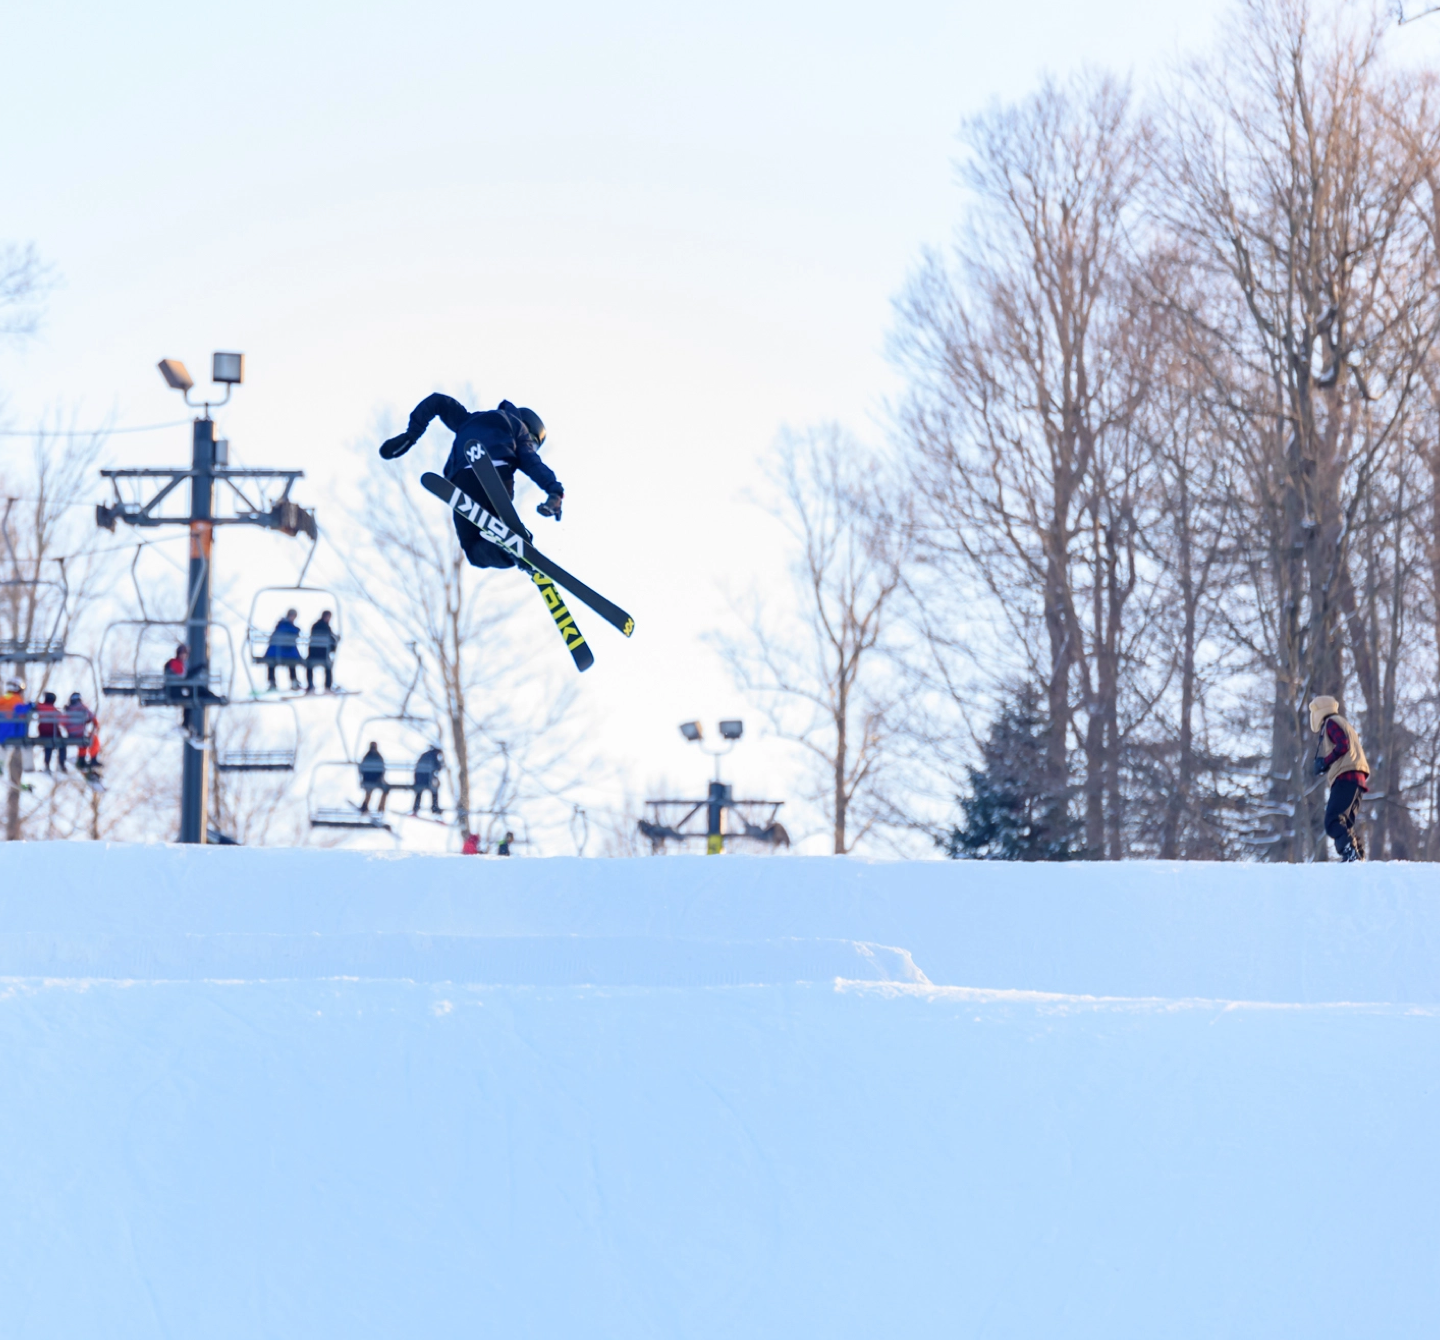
[1,845,1437,1338]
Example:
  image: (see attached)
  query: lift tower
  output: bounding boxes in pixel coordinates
[96,353,316,843]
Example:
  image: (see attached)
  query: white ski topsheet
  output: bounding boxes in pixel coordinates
[0,844,1437,1339]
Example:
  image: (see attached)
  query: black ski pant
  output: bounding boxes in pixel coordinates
[411,776,440,815]
[1325,777,1364,856]
[453,511,517,570]
[306,657,332,691]
[267,659,300,689]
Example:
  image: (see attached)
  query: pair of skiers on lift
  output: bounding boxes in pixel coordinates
[380,395,562,571]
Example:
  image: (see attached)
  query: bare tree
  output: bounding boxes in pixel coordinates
[719,426,910,854]
[2,429,116,840]
[1160,0,1440,857]
[893,71,1154,857]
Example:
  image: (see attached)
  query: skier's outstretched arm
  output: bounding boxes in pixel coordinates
[513,445,563,501]
[380,393,470,459]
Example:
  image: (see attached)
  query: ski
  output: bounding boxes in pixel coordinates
[420,471,636,640]
[465,449,533,541]
[455,456,595,670]
[531,569,594,671]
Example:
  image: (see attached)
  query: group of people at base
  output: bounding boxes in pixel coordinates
[262,609,339,692]
[358,740,444,817]
[0,680,101,776]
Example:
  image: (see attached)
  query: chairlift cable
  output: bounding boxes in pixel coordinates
[0,418,192,438]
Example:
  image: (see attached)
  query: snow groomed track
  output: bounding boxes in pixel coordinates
[1,844,1437,1338]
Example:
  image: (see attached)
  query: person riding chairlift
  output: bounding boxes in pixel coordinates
[35,692,62,771]
[0,680,29,744]
[62,692,99,776]
[265,609,302,691]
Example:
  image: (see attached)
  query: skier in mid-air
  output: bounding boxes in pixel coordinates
[379,395,562,570]
[1309,694,1370,862]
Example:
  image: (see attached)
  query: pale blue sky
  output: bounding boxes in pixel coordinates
[3,0,1259,841]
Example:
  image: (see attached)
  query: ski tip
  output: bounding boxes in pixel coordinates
[574,646,596,673]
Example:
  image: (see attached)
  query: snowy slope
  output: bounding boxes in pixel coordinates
[0,845,1437,1338]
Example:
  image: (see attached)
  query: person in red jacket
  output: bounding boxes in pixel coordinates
[1309,694,1370,862]
[35,691,62,771]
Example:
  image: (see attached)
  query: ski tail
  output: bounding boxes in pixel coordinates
[532,571,593,671]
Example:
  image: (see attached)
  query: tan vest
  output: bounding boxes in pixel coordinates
[1320,713,1369,786]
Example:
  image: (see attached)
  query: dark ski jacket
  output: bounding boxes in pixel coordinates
[402,395,562,499]
[359,746,386,786]
[308,618,337,661]
[414,747,443,785]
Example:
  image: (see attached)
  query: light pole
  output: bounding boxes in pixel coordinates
[680,719,744,854]
[98,353,316,844]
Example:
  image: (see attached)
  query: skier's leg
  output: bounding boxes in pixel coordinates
[1324,778,1362,857]
[452,510,517,570]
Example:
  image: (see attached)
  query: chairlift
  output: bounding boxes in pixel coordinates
[306,759,394,832]
[0,509,70,662]
[98,618,235,707]
[242,537,345,696]
[213,698,300,773]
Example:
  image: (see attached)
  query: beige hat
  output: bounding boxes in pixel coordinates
[1308,695,1340,734]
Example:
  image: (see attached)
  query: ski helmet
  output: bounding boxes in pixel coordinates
[515,407,546,446]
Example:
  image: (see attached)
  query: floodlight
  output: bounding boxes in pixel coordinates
[679,721,702,742]
[719,720,744,740]
[212,351,244,385]
[158,359,194,391]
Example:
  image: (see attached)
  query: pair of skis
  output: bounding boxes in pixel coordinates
[420,455,635,673]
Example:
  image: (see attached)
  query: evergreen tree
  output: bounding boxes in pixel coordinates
[938,685,1080,860]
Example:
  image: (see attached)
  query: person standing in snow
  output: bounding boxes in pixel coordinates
[377,396,563,570]
[1309,695,1370,862]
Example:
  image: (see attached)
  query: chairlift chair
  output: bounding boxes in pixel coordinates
[98,617,235,707]
[0,577,68,665]
[351,712,445,809]
[306,759,394,832]
[213,698,300,773]
[243,580,344,697]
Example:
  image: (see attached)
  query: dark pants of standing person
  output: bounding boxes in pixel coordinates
[1325,776,1365,858]
[43,743,65,772]
[411,776,440,815]
[360,782,389,814]
[306,656,332,691]
[267,659,300,689]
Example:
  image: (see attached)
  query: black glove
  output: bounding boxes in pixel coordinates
[536,492,564,521]
[379,432,414,460]
[1313,755,1326,776]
